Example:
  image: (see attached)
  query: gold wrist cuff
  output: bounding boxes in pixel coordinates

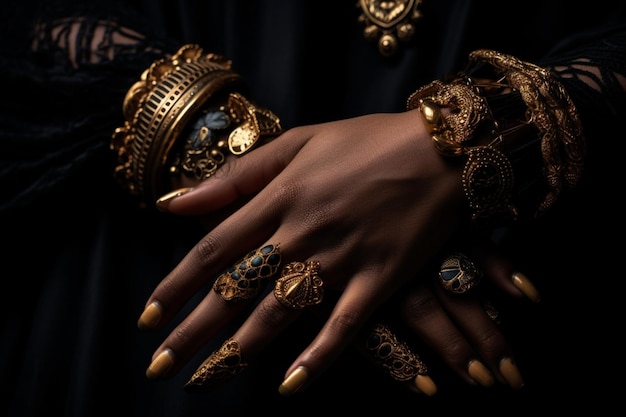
[110,44,281,207]
[408,49,585,225]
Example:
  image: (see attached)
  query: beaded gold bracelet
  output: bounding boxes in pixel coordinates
[111,44,281,207]
[407,49,586,226]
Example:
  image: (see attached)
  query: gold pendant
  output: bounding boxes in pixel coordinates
[357,0,423,57]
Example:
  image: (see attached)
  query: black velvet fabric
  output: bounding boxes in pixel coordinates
[1,1,625,416]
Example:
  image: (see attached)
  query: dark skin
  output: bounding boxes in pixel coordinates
[140,110,537,393]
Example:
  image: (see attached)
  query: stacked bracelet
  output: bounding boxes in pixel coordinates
[111,44,282,207]
[407,49,586,227]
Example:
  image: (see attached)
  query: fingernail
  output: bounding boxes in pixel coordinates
[278,366,309,396]
[137,301,162,330]
[156,187,194,211]
[146,348,174,380]
[414,374,437,396]
[499,357,524,389]
[468,359,495,387]
[512,272,541,303]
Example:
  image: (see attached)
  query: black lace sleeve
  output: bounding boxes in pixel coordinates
[540,24,626,172]
[0,1,178,213]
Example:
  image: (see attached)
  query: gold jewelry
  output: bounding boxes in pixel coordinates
[171,92,281,181]
[438,252,482,294]
[184,338,247,393]
[364,321,427,382]
[463,145,516,221]
[213,244,282,302]
[274,260,324,310]
[471,49,585,216]
[411,80,490,156]
[410,78,517,221]
[111,44,281,206]
[227,91,282,155]
[483,300,501,324]
[357,0,423,57]
[408,49,585,224]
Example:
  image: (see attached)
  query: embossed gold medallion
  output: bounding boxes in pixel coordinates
[274,260,323,310]
[357,0,423,56]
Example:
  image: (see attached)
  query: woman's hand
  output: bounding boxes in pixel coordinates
[387,235,540,392]
[138,109,536,394]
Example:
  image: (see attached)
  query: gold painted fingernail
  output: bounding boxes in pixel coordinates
[500,357,524,389]
[137,301,162,330]
[278,366,309,396]
[468,359,494,387]
[146,349,174,380]
[512,272,541,303]
[414,374,437,396]
[156,187,194,212]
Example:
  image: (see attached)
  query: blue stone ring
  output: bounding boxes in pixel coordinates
[438,253,482,294]
[213,244,282,302]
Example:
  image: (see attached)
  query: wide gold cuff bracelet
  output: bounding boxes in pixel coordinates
[110,44,281,207]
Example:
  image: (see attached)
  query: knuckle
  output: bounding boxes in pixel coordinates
[193,234,222,270]
[327,310,361,336]
[475,325,505,353]
[172,321,194,347]
[255,297,292,328]
[401,287,439,320]
[272,180,300,206]
[439,335,468,361]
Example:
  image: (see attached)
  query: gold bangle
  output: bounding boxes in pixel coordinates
[408,49,585,225]
[110,44,281,207]
[470,49,585,216]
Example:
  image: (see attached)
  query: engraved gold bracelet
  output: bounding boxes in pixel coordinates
[110,44,281,207]
[407,49,585,225]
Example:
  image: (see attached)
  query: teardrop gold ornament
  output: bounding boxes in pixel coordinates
[273,260,324,310]
[357,0,423,57]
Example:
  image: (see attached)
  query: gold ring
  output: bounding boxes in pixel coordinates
[364,322,428,382]
[273,260,324,310]
[483,300,501,323]
[213,244,281,302]
[184,338,247,393]
[438,252,482,294]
